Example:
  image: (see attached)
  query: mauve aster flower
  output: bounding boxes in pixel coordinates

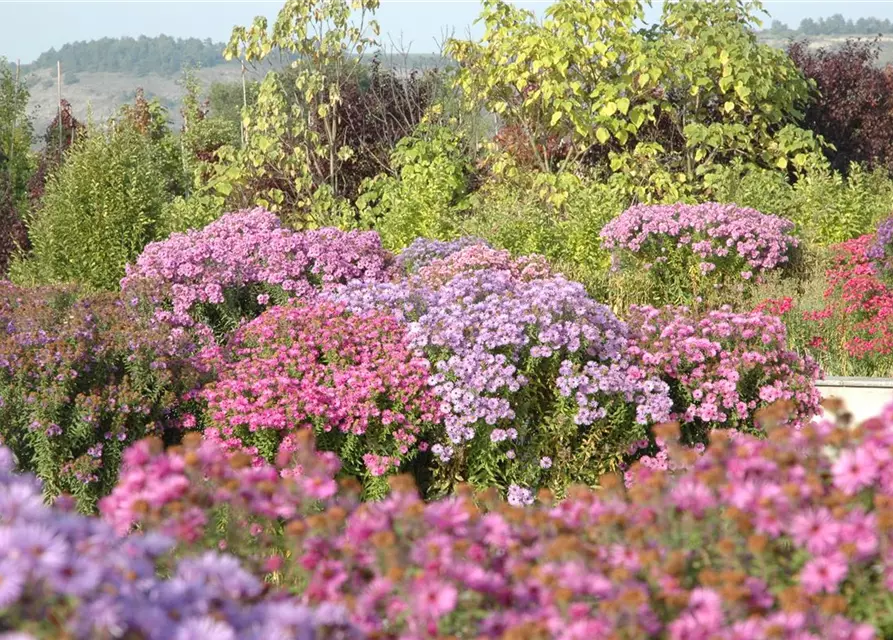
[833,447,878,495]
[800,553,849,594]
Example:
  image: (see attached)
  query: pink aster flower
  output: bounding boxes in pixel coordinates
[800,553,849,594]
[832,447,878,495]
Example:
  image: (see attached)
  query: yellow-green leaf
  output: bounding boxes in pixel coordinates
[596,127,610,144]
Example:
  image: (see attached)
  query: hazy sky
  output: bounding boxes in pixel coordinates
[3,0,893,64]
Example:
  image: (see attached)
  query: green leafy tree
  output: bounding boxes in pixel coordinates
[449,0,820,202]
[357,123,473,249]
[206,0,380,226]
[0,58,33,204]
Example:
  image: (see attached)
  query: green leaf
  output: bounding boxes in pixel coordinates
[596,127,610,144]
[616,97,630,115]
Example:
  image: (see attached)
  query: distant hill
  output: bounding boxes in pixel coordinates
[27,35,229,77]
[8,35,445,138]
[761,14,893,38]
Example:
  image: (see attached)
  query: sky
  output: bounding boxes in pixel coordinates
[3,0,893,64]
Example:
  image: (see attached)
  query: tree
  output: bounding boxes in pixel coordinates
[448,0,818,201]
[0,58,33,274]
[0,58,33,204]
[202,0,382,224]
[11,96,186,289]
[27,99,84,209]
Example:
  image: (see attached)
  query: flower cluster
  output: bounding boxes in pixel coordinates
[101,430,340,552]
[0,282,206,510]
[120,208,395,341]
[809,234,893,363]
[331,267,672,495]
[626,305,821,439]
[280,402,889,638]
[417,244,552,288]
[867,215,893,281]
[394,236,488,274]
[600,202,799,306]
[199,301,440,492]
[0,443,360,640]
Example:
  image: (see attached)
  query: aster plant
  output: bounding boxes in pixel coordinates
[394,236,490,275]
[600,202,800,308]
[120,207,395,343]
[330,248,673,498]
[0,283,207,511]
[867,215,893,285]
[626,305,822,439]
[198,301,442,497]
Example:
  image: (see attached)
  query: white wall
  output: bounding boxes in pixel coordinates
[816,378,893,424]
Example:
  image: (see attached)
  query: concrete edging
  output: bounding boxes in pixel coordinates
[816,376,893,423]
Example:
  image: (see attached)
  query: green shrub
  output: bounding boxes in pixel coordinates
[356,124,473,249]
[706,160,893,246]
[10,120,177,290]
[157,193,225,236]
[462,169,625,293]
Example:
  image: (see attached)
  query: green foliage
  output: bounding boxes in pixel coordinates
[207,78,260,130]
[157,194,225,236]
[461,169,625,292]
[450,0,656,173]
[356,124,473,249]
[207,0,381,225]
[448,0,819,201]
[180,71,241,168]
[10,116,181,290]
[0,58,34,205]
[706,160,893,246]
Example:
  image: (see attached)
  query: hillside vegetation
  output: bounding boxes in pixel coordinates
[27,35,228,76]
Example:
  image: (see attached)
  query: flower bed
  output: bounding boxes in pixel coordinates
[97,400,893,638]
